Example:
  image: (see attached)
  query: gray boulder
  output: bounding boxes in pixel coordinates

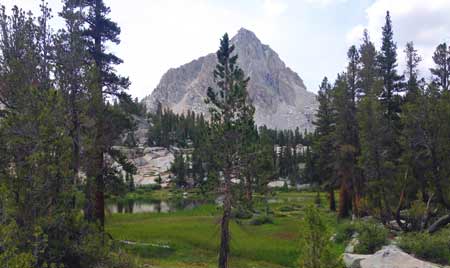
[344,245,442,268]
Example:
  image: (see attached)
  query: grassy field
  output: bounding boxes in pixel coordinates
[106,190,346,268]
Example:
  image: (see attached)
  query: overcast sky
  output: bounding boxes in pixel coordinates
[4,0,450,99]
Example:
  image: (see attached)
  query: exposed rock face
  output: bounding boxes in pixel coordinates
[116,116,173,186]
[132,146,174,185]
[344,245,442,268]
[114,146,174,186]
[142,28,317,130]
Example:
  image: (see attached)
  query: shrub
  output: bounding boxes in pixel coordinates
[95,249,141,268]
[279,206,296,212]
[232,208,253,219]
[298,206,341,268]
[354,221,388,254]
[249,215,274,225]
[399,229,450,265]
[334,222,358,244]
[0,222,35,268]
[136,184,162,192]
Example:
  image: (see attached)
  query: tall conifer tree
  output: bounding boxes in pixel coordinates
[430,43,450,91]
[206,33,255,268]
[81,0,129,227]
[313,77,336,211]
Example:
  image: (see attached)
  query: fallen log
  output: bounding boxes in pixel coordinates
[427,213,450,234]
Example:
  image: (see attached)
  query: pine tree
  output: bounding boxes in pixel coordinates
[378,11,404,121]
[375,12,403,219]
[206,33,255,268]
[313,77,336,211]
[255,130,277,216]
[303,146,318,184]
[54,0,89,193]
[333,73,358,218]
[404,42,422,102]
[171,153,187,188]
[358,80,394,221]
[359,29,378,97]
[401,83,450,232]
[430,43,450,91]
[81,0,130,227]
[347,45,360,101]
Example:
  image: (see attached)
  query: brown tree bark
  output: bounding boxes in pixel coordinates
[338,175,352,218]
[328,188,336,212]
[94,150,105,228]
[93,0,105,228]
[218,165,232,268]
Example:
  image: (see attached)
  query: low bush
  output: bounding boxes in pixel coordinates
[279,206,296,212]
[232,208,253,219]
[138,184,161,191]
[249,215,274,225]
[334,222,357,244]
[354,221,388,254]
[399,229,450,265]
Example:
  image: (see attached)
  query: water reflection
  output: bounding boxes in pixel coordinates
[107,199,209,214]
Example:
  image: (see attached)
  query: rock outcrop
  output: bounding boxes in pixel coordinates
[114,146,174,186]
[114,115,176,186]
[343,245,442,268]
[142,28,317,130]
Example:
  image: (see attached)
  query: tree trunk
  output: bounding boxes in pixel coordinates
[431,154,450,210]
[93,88,105,227]
[70,92,80,209]
[84,177,95,222]
[95,155,105,228]
[218,166,232,268]
[245,173,253,209]
[395,170,408,231]
[338,176,351,218]
[328,188,336,212]
[93,0,105,229]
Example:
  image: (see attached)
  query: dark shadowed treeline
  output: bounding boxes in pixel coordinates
[0,1,140,267]
[309,11,450,233]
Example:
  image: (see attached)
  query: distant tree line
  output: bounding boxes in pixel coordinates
[148,103,208,148]
[309,11,450,234]
[149,106,313,189]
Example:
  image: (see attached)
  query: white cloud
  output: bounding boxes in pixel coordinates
[2,0,288,99]
[110,0,283,99]
[346,24,365,45]
[263,0,288,17]
[304,0,348,8]
[347,0,450,79]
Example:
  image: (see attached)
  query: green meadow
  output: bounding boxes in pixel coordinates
[106,191,346,268]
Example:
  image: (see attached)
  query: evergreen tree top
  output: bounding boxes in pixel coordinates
[379,11,398,71]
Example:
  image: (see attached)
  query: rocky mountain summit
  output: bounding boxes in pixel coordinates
[142,28,317,130]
